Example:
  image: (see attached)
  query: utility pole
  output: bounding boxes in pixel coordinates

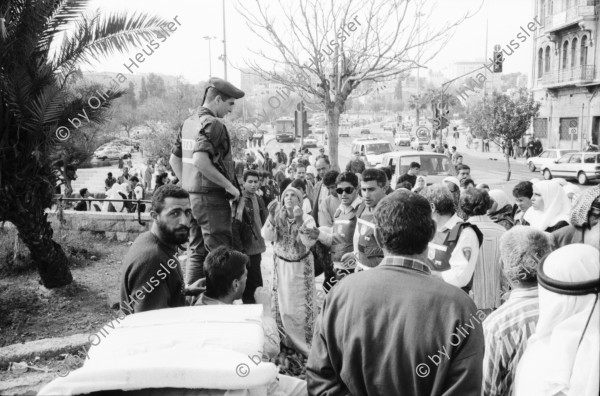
[222,0,228,79]
[203,36,216,78]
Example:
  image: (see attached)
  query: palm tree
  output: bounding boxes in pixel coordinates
[0,0,170,288]
[407,93,429,126]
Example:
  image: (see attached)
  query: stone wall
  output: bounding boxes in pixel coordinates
[47,210,152,242]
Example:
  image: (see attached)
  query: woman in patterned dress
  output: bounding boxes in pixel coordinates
[261,186,317,357]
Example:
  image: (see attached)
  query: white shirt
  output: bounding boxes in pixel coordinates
[439,214,480,288]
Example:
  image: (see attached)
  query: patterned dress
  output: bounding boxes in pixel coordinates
[262,213,317,357]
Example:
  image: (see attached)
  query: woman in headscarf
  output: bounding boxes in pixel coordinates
[514,244,599,396]
[102,182,127,212]
[524,180,571,232]
[261,186,317,357]
[552,185,600,250]
[443,176,466,220]
[411,175,428,195]
[488,189,514,230]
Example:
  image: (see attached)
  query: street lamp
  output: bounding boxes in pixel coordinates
[203,35,217,78]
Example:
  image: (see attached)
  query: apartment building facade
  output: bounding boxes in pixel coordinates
[532,0,600,149]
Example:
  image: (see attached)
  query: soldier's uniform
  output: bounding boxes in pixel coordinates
[172,78,245,284]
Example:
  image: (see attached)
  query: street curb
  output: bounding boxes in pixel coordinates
[0,334,90,370]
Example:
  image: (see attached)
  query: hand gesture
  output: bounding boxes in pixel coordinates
[185,277,206,296]
[293,205,303,223]
[302,227,320,240]
[254,287,272,311]
[267,200,279,218]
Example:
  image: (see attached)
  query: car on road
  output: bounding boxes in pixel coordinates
[383,125,394,132]
[313,127,325,135]
[394,133,411,146]
[410,136,430,151]
[339,128,350,137]
[303,134,318,148]
[351,138,394,167]
[381,152,456,188]
[360,128,371,135]
[94,147,130,160]
[527,149,577,172]
[541,152,600,185]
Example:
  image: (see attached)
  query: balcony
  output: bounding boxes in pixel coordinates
[539,65,596,87]
[543,0,598,33]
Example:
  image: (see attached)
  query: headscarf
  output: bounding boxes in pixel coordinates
[412,175,427,193]
[104,183,127,212]
[515,244,599,396]
[443,176,465,219]
[281,186,303,206]
[552,177,568,187]
[524,180,571,231]
[570,185,600,227]
[530,178,541,184]
[489,189,510,211]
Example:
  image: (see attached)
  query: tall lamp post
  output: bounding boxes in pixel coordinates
[203,35,216,78]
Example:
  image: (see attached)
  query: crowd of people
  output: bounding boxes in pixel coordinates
[115,77,599,395]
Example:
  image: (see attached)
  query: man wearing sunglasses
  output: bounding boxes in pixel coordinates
[170,77,245,286]
[309,172,362,282]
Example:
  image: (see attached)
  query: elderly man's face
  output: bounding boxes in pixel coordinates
[316,159,330,179]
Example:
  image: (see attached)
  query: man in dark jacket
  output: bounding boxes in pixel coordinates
[232,170,268,303]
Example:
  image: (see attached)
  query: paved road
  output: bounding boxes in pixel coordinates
[262,122,597,204]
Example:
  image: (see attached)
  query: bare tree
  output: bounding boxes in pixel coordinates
[236,0,475,168]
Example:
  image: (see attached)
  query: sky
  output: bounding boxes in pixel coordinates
[83,0,536,86]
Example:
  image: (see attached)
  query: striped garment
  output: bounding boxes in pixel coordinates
[482,287,539,396]
[469,215,507,310]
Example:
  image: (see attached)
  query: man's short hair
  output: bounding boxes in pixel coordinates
[296,164,307,171]
[290,178,306,193]
[316,156,330,166]
[205,87,232,103]
[336,171,359,188]
[279,178,292,192]
[380,166,392,181]
[362,168,387,188]
[410,162,421,169]
[500,226,552,284]
[79,188,88,197]
[461,178,475,188]
[130,176,139,183]
[395,181,413,191]
[460,187,491,217]
[456,164,470,172]
[512,181,533,199]
[243,169,260,182]
[204,246,249,299]
[107,172,113,177]
[455,154,463,159]
[451,146,456,150]
[423,184,456,216]
[373,190,434,255]
[323,170,340,187]
[151,184,190,214]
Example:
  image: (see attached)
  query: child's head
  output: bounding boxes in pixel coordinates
[512,181,534,212]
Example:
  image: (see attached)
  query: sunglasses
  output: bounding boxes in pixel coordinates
[336,187,355,195]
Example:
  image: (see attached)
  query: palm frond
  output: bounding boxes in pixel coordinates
[52,11,170,78]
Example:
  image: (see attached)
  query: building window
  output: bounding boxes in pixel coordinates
[545,46,551,73]
[534,118,548,138]
[562,41,569,70]
[571,38,578,68]
[559,117,578,141]
[541,0,546,25]
[581,36,588,66]
[538,48,544,76]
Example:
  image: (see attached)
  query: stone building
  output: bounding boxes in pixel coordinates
[532,0,600,149]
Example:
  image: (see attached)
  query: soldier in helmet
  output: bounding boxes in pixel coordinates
[170,77,245,285]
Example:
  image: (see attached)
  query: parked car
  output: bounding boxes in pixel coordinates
[303,134,318,148]
[351,138,394,167]
[313,127,325,135]
[541,152,600,185]
[394,133,411,146]
[527,149,577,172]
[383,125,393,132]
[360,128,371,135]
[381,152,456,188]
[94,147,130,160]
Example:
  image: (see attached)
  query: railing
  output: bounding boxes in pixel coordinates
[544,0,598,30]
[55,196,151,226]
[540,65,596,86]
